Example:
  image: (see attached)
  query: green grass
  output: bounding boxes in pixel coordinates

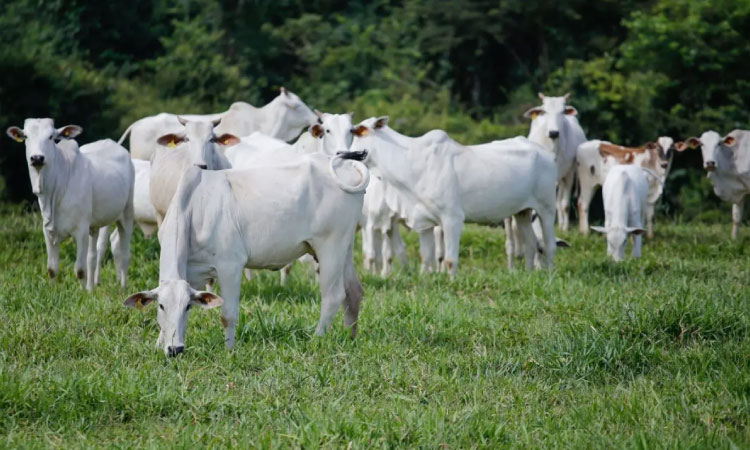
[0,206,748,448]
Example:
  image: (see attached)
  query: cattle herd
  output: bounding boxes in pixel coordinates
[6,89,748,357]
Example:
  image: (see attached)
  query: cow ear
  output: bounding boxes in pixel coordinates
[190,291,223,309]
[590,226,608,234]
[626,227,646,236]
[687,137,701,149]
[214,134,240,147]
[6,126,25,143]
[310,124,324,139]
[644,142,658,150]
[564,106,577,116]
[523,107,544,120]
[674,141,688,152]
[157,134,186,148]
[723,135,737,147]
[56,125,83,140]
[351,125,369,137]
[123,289,158,310]
[374,116,389,129]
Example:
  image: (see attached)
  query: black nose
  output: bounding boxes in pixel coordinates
[196,164,208,170]
[548,131,560,139]
[167,345,184,357]
[30,155,45,167]
[705,161,716,171]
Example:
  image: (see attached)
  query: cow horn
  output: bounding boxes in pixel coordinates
[314,109,323,118]
[211,118,222,128]
[538,92,545,101]
[563,92,571,101]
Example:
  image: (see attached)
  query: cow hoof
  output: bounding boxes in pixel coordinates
[47,268,56,280]
[76,269,85,280]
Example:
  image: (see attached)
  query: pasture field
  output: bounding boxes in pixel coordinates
[0,204,748,448]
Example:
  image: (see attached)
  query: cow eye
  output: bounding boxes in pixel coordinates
[326,129,331,134]
[159,304,165,311]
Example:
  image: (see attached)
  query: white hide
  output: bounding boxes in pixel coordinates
[678,130,750,239]
[350,117,558,278]
[120,88,318,160]
[132,159,157,238]
[591,165,648,261]
[6,119,134,290]
[524,93,587,231]
[123,154,369,356]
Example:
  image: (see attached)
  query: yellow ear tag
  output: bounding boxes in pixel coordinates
[168,140,176,148]
[135,298,144,310]
[222,138,231,145]
[14,135,24,143]
[530,112,539,120]
[63,130,70,137]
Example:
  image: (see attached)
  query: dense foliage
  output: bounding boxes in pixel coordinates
[1,0,748,221]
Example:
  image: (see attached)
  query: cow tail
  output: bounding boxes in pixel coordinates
[329,152,370,194]
[117,122,136,145]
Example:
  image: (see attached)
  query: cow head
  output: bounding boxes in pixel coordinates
[524,92,578,143]
[6,118,82,195]
[309,112,354,155]
[590,225,646,262]
[675,131,736,172]
[123,280,223,357]
[349,116,389,164]
[271,87,319,141]
[157,118,239,169]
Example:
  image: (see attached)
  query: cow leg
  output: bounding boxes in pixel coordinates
[314,243,347,336]
[514,210,537,270]
[112,217,133,290]
[342,242,363,339]
[380,227,393,277]
[243,268,253,281]
[86,228,99,292]
[390,219,409,268]
[434,226,445,272]
[577,181,596,235]
[440,217,464,280]
[504,218,515,269]
[362,224,381,273]
[537,207,557,269]
[631,232,643,259]
[645,203,656,240]
[418,229,436,273]
[72,225,89,288]
[217,268,242,350]
[557,173,574,231]
[280,262,293,285]
[42,227,60,282]
[94,226,109,286]
[732,202,744,240]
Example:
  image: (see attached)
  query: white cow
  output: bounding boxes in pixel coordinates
[350,117,558,278]
[120,87,317,160]
[7,119,134,290]
[361,175,409,276]
[149,118,236,225]
[591,164,648,261]
[676,130,750,239]
[524,92,587,231]
[122,152,369,356]
[577,137,679,238]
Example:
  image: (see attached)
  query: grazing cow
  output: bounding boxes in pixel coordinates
[524,93,587,231]
[676,130,750,239]
[122,152,369,356]
[577,137,679,238]
[591,165,648,261]
[149,118,236,225]
[120,87,317,160]
[350,116,558,278]
[7,119,134,290]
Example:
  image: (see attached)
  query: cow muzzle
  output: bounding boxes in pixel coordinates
[167,345,185,357]
[548,130,560,139]
[704,161,716,172]
[30,155,45,168]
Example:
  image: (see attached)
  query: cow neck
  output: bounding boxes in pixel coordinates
[157,199,190,282]
[38,143,77,241]
[369,127,418,192]
[262,96,292,141]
